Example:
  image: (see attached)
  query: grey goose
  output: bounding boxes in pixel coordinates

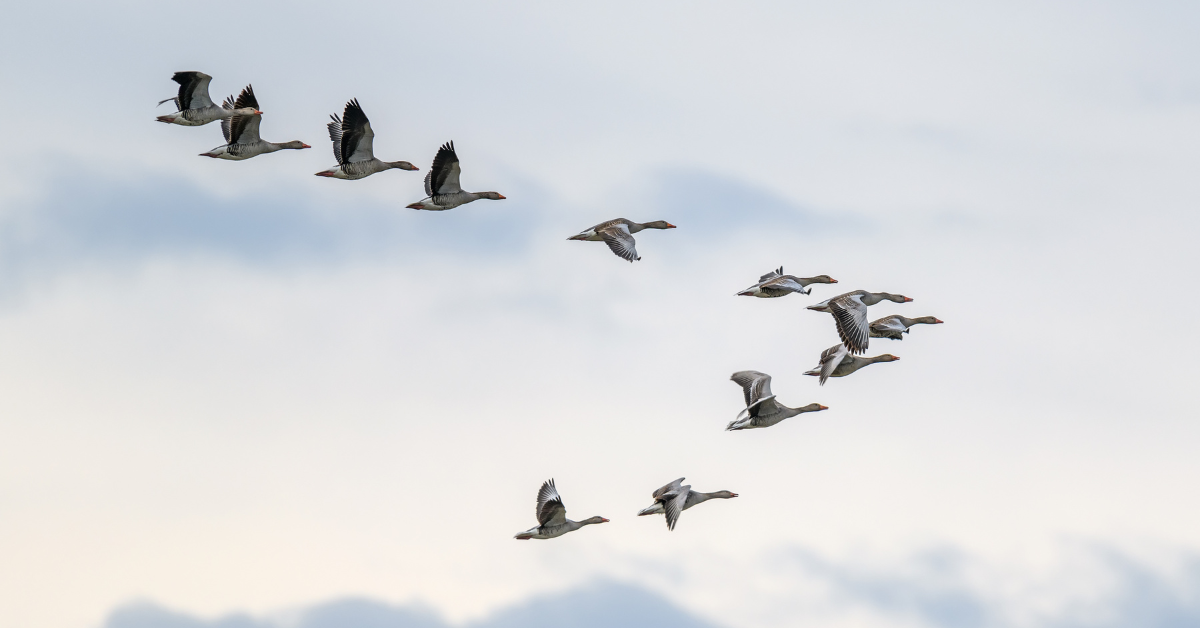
[637,478,737,531]
[807,290,912,354]
[200,86,310,160]
[156,71,260,126]
[738,267,837,297]
[407,142,505,210]
[514,479,608,540]
[869,315,943,340]
[568,219,676,262]
[316,99,418,179]
[804,344,899,385]
[727,370,827,430]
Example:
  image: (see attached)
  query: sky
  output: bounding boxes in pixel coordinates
[2,2,1199,627]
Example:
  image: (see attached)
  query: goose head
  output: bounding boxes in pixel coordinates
[642,220,676,230]
[808,275,838,284]
[478,192,506,200]
[583,516,610,524]
[918,316,944,324]
[799,403,829,413]
[389,161,419,171]
[873,354,900,363]
[711,490,738,499]
[278,141,310,150]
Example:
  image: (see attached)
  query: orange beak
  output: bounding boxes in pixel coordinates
[904,297,913,302]
[497,194,507,199]
[818,405,829,410]
[666,223,677,228]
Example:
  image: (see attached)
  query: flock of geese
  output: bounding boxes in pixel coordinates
[157,70,944,540]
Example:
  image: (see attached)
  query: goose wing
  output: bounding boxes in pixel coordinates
[662,485,691,531]
[536,479,567,527]
[227,86,261,144]
[219,95,235,142]
[762,276,806,293]
[817,344,848,386]
[730,370,780,417]
[731,370,773,407]
[172,71,214,111]
[830,294,870,354]
[652,477,686,501]
[758,266,783,283]
[869,315,907,334]
[339,98,375,164]
[599,224,639,262]
[424,141,462,196]
[326,114,344,164]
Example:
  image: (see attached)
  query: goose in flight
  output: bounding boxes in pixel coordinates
[513,479,609,540]
[869,315,943,340]
[737,267,838,297]
[804,344,899,385]
[200,86,310,160]
[156,71,260,126]
[567,219,676,262]
[807,290,912,354]
[637,478,737,531]
[407,141,505,210]
[727,370,827,430]
[315,99,418,179]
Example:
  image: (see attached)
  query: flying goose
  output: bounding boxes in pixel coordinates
[567,219,676,262]
[738,267,838,297]
[806,290,913,354]
[869,315,944,340]
[406,141,505,210]
[804,344,899,385]
[200,86,310,160]
[156,71,260,126]
[513,479,609,540]
[727,370,827,430]
[315,99,418,179]
[636,478,737,531]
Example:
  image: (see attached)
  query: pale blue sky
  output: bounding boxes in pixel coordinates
[2,2,1199,628]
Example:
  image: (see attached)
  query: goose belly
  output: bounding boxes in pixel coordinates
[339,160,388,180]
[431,192,475,210]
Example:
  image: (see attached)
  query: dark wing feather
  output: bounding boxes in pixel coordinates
[327,114,344,164]
[536,479,567,527]
[339,98,373,164]
[426,141,459,196]
[172,71,211,111]
[233,84,258,111]
[830,297,870,354]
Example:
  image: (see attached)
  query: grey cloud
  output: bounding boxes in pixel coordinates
[102,581,723,628]
[781,545,1200,628]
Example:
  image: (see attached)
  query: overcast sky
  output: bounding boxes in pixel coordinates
[2,2,1199,628]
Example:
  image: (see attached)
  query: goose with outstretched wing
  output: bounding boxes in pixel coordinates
[514,479,608,540]
[407,142,505,210]
[726,370,826,430]
[200,86,310,160]
[316,99,417,179]
[156,71,260,126]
